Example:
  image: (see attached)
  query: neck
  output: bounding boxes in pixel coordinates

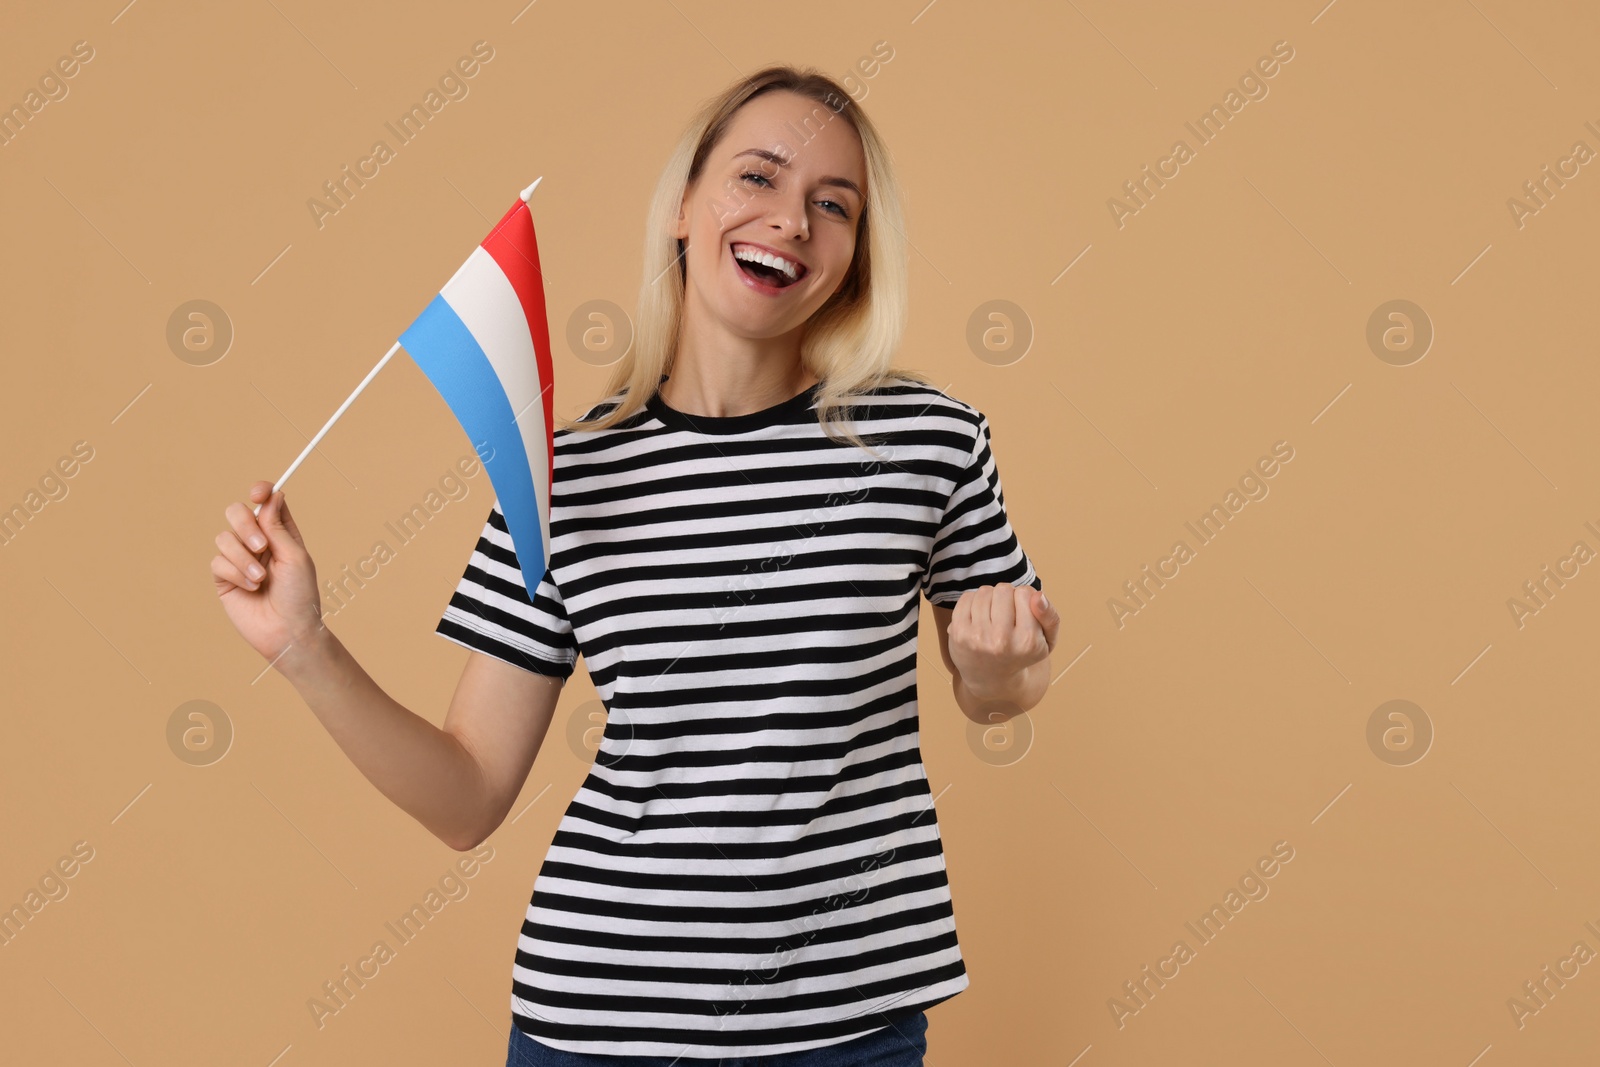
[663,315,816,418]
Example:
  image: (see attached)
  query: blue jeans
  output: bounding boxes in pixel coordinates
[504,1012,928,1067]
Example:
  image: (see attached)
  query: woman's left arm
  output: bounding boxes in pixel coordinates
[932,584,1060,724]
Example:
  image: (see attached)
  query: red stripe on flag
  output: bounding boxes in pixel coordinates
[481,198,556,482]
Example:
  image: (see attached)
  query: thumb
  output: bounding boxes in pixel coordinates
[1030,587,1060,653]
[259,490,306,551]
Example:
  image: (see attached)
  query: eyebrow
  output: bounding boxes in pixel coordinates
[733,148,863,200]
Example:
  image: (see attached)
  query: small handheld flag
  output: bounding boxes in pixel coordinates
[255,178,556,595]
[398,179,555,594]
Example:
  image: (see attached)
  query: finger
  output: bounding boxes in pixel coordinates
[225,497,271,555]
[211,551,260,593]
[990,582,1015,633]
[951,587,971,632]
[258,490,305,553]
[275,491,305,546]
[962,586,990,641]
[256,489,297,556]
[216,531,266,588]
[1031,587,1061,652]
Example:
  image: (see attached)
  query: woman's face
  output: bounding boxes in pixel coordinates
[673,89,868,342]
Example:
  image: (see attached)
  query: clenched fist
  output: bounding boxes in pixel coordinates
[948,582,1060,699]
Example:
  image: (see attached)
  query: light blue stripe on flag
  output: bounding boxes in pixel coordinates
[400,293,548,595]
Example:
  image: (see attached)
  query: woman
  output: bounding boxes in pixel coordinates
[212,65,1058,1066]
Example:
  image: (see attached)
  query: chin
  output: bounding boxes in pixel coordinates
[720,310,806,339]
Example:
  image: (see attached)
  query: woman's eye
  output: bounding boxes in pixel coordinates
[739,172,851,218]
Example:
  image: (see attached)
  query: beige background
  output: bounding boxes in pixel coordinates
[3,1,1598,1063]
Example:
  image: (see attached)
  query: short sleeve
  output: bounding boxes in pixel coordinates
[434,500,577,679]
[922,413,1043,607]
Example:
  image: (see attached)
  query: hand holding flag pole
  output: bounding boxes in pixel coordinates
[253,176,556,594]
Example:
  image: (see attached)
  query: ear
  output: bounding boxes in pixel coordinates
[673,186,691,240]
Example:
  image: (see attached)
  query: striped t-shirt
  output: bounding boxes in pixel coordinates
[435,375,1042,1058]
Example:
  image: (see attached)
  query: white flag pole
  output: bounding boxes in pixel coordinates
[251,176,543,517]
[252,340,404,515]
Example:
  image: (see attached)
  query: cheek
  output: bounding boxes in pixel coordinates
[696,239,731,287]
[825,239,859,286]
[803,252,847,298]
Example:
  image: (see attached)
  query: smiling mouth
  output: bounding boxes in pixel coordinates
[730,243,807,289]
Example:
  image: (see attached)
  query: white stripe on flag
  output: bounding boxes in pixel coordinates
[439,246,553,550]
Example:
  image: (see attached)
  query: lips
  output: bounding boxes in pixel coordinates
[729,241,808,292]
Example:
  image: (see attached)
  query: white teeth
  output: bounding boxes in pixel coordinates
[732,244,800,281]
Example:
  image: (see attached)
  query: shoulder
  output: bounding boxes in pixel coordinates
[859,375,980,414]
[551,388,644,444]
[849,375,986,449]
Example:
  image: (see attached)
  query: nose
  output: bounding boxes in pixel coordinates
[770,216,807,242]
[770,192,808,241]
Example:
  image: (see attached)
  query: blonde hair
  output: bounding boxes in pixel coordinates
[562,64,938,451]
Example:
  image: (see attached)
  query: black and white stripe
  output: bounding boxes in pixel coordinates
[436,377,1041,1058]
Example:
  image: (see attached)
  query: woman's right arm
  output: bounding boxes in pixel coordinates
[211,481,563,851]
